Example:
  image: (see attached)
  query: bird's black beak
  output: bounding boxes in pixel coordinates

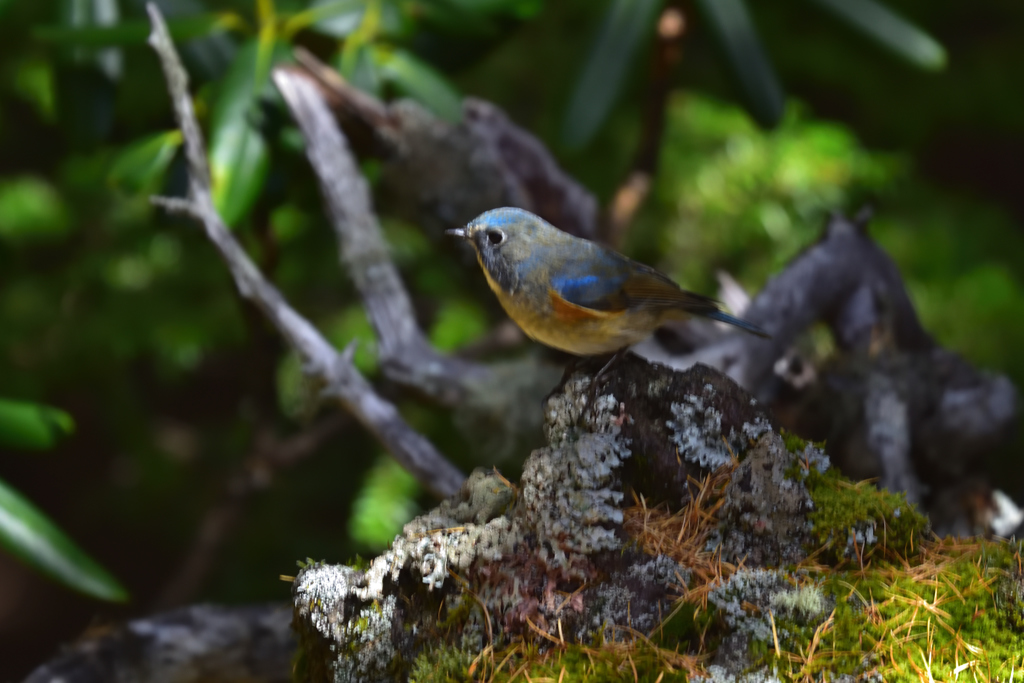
[445,228,468,239]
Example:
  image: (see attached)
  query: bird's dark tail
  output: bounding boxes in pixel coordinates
[704,310,771,338]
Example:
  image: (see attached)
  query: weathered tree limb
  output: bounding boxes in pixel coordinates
[284,50,598,240]
[272,68,489,406]
[145,3,464,498]
[271,63,563,460]
[459,98,598,240]
[271,68,482,401]
[635,210,933,393]
[22,604,294,683]
[864,371,919,503]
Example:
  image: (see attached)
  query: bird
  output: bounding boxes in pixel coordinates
[446,207,769,358]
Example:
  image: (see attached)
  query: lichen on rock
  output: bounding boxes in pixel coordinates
[291,369,654,681]
[709,568,828,644]
[714,431,819,567]
[666,382,771,471]
[291,355,1015,683]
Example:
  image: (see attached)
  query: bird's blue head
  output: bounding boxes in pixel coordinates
[447,208,562,293]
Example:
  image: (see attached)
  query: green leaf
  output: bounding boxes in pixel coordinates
[282,0,364,39]
[0,399,74,450]
[337,0,382,78]
[255,0,279,89]
[108,130,183,192]
[695,0,785,129]
[560,0,661,149]
[209,40,279,227]
[307,0,407,40]
[336,42,382,96]
[12,58,56,122]
[374,46,462,122]
[0,177,71,243]
[804,0,947,71]
[0,476,128,601]
[33,13,242,47]
[348,455,419,549]
[210,117,269,228]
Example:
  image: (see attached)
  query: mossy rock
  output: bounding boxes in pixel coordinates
[804,465,929,564]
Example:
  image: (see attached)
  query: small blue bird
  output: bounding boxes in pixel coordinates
[447,207,768,356]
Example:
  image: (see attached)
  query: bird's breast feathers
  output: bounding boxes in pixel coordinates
[490,277,656,355]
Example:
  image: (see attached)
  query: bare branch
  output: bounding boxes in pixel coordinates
[281,50,598,240]
[144,3,464,498]
[273,68,488,406]
[636,212,934,394]
[461,98,599,240]
[146,15,212,197]
[864,372,920,504]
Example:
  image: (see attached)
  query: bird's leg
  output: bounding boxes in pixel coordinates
[595,348,627,380]
[587,347,628,405]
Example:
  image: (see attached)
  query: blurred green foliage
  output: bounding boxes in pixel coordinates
[0,176,71,241]
[640,95,902,288]
[348,454,418,548]
[636,91,1024,395]
[0,3,1022,667]
[0,397,74,450]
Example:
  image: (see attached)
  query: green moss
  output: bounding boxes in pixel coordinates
[688,541,1024,679]
[295,557,327,570]
[781,430,809,454]
[484,643,690,683]
[998,572,1024,631]
[408,645,477,683]
[650,602,699,646]
[805,542,1024,679]
[409,640,693,682]
[803,466,928,563]
[345,554,371,571]
[780,429,827,456]
[298,541,1024,681]
[747,636,771,662]
[437,594,475,632]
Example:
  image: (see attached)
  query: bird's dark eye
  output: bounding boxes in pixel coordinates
[487,230,505,246]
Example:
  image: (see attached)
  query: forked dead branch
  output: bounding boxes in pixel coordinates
[145,3,464,500]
